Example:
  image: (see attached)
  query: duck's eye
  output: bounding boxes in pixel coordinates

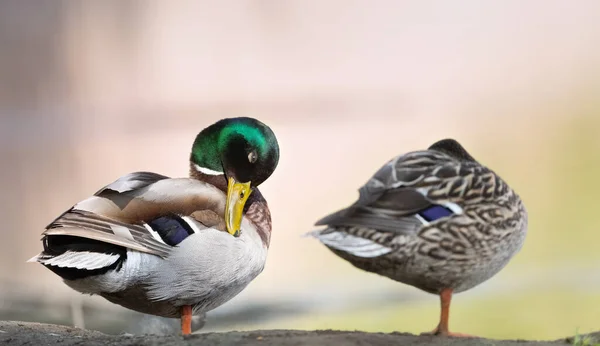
[240,191,245,199]
[248,150,257,163]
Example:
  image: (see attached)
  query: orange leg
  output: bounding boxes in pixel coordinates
[181,305,192,335]
[421,288,475,338]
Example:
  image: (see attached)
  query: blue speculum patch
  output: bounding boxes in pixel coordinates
[418,205,453,222]
[147,216,194,246]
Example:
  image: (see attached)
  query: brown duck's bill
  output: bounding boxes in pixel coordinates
[225,177,252,237]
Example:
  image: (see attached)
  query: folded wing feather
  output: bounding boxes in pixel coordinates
[34,172,229,275]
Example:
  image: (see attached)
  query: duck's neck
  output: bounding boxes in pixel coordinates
[243,189,272,248]
[189,163,228,192]
[189,162,272,248]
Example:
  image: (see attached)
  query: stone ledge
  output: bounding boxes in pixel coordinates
[0,321,591,346]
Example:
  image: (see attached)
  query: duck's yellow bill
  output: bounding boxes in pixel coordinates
[225,177,252,237]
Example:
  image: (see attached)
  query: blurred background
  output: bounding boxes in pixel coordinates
[1,0,600,341]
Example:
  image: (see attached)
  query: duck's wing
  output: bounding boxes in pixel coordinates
[311,149,495,258]
[92,171,171,194]
[30,172,227,279]
[316,150,470,232]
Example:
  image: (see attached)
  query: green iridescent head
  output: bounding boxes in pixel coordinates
[191,117,280,186]
[190,117,279,236]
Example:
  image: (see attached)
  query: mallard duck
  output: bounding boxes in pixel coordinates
[29,117,280,335]
[309,139,527,337]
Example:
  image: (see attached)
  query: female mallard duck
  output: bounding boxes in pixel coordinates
[29,117,279,335]
[310,139,527,337]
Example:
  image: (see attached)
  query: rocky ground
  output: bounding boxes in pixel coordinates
[0,321,594,346]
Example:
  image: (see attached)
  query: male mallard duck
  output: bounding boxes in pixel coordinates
[29,117,279,335]
[309,139,527,337]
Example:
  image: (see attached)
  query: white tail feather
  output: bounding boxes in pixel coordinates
[39,251,120,270]
[312,231,393,258]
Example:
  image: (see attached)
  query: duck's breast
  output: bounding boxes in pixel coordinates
[146,217,268,312]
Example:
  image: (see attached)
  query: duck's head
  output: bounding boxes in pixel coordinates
[190,117,280,236]
[428,138,476,162]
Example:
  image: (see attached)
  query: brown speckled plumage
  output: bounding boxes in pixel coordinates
[310,139,527,336]
[245,196,272,248]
